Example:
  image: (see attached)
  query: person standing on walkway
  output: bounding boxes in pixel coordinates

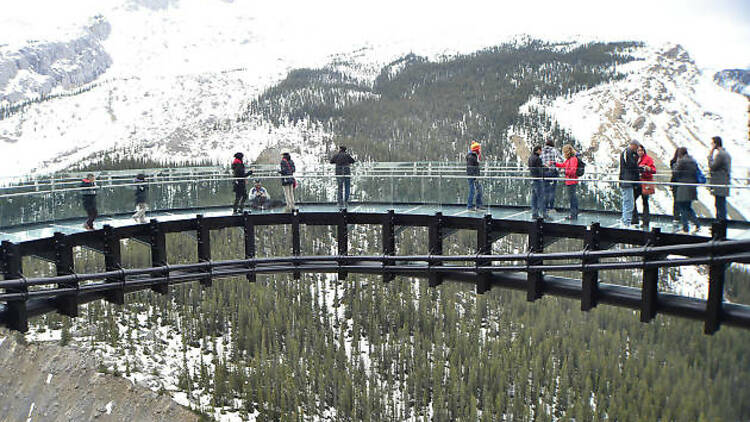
[632,145,656,227]
[132,173,149,224]
[669,148,681,228]
[529,145,546,219]
[81,173,98,230]
[329,145,356,208]
[619,140,640,226]
[708,136,731,222]
[280,152,297,212]
[550,144,579,220]
[673,147,701,234]
[231,152,253,214]
[466,141,483,211]
[541,139,563,212]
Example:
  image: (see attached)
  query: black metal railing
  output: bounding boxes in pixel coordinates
[1,210,748,336]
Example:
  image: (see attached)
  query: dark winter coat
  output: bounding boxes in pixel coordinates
[280,158,296,186]
[330,151,355,176]
[232,158,252,193]
[619,147,640,186]
[708,149,731,197]
[135,181,148,204]
[80,178,97,210]
[466,151,480,176]
[673,154,698,202]
[528,153,544,179]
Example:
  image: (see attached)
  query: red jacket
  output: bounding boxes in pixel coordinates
[638,154,656,182]
[554,156,579,185]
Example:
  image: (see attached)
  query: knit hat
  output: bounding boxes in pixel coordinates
[470,141,481,151]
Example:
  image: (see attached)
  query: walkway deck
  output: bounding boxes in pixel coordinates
[3,203,748,243]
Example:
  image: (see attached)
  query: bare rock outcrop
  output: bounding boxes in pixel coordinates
[0,15,112,105]
[0,329,198,422]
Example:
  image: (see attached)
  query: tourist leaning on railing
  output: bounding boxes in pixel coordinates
[673,147,701,234]
[541,139,563,212]
[633,145,656,227]
[466,141,483,211]
[231,152,253,214]
[132,173,148,224]
[529,145,546,219]
[550,144,579,220]
[81,173,98,230]
[330,145,356,209]
[280,152,297,212]
[708,136,731,222]
[618,140,640,226]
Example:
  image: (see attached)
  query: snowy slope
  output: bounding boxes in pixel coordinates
[523,43,750,218]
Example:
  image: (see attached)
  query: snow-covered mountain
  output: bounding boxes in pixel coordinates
[0,0,747,219]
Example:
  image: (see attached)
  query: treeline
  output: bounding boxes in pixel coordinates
[24,221,750,421]
[242,40,642,162]
[0,82,101,121]
[67,153,215,172]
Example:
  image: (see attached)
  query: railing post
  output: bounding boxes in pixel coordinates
[149,219,169,295]
[476,214,492,294]
[292,210,301,280]
[1,240,28,332]
[428,212,444,287]
[527,217,544,301]
[196,214,212,287]
[243,212,255,283]
[641,227,661,323]
[581,223,601,311]
[54,232,78,318]
[337,209,348,280]
[705,221,728,335]
[382,210,395,283]
[103,225,124,305]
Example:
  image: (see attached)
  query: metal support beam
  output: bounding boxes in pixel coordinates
[1,240,27,332]
[476,214,492,294]
[149,219,169,295]
[103,225,124,305]
[243,212,255,282]
[705,221,728,334]
[53,232,78,318]
[581,223,601,311]
[196,215,212,287]
[337,210,348,280]
[428,212,444,287]
[641,227,662,323]
[527,218,544,301]
[292,210,301,280]
[382,210,395,283]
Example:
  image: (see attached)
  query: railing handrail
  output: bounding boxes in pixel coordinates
[1,171,747,199]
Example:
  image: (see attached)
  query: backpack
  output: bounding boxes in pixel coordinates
[575,154,586,177]
[696,166,706,184]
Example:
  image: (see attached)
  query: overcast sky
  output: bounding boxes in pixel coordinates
[304,0,750,69]
[3,0,749,69]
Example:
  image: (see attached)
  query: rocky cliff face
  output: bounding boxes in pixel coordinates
[713,69,750,97]
[0,328,198,422]
[0,15,112,105]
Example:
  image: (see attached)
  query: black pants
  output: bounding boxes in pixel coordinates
[632,185,650,224]
[233,182,247,212]
[715,196,727,221]
[85,206,98,229]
